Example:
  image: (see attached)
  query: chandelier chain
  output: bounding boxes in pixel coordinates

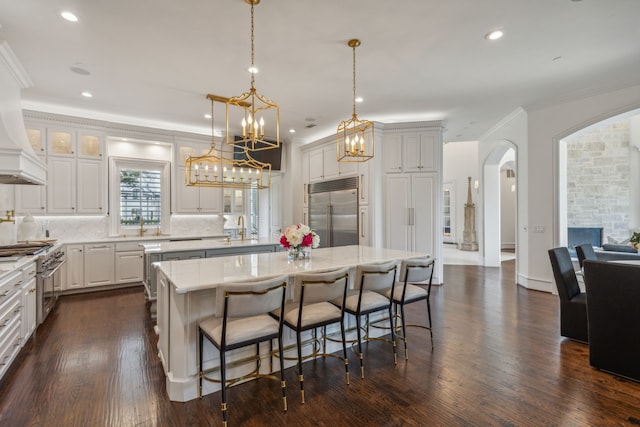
[352,43,357,116]
[250,2,256,88]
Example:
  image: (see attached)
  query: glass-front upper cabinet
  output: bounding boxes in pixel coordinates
[78,132,104,158]
[26,128,46,155]
[47,129,75,156]
[223,188,244,214]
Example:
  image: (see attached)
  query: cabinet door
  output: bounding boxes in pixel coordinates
[21,272,37,341]
[358,161,370,206]
[308,149,324,182]
[403,133,422,172]
[65,244,84,289]
[77,159,105,213]
[84,244,115,287]
[47,157,76,213]
[26,127,46,155]
[411,174,436,254]
[198,187,221,213]
[175,167,201,213]
[270,175,281,236]
[418,132,438,171]
[16,184,47,215]
[115,251,144,284]
[322,146,340,180]
[383,134,403,173]
[359,205,370,246]
[77,132,104,159]
[47,129,76,156]
[385,175,411,251]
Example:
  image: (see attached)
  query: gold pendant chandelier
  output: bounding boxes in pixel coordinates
[226,0,280,152]
[185,95,271,189]
[336,39,374,163]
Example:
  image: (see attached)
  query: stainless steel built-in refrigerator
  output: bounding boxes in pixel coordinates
[308,177,358,248]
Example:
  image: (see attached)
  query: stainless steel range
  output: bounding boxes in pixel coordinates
[36,245,65,325]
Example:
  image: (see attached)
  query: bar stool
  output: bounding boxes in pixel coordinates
[198,275,288,427]
[273,267,350,403]
[338,260,398,378]
[388,257,436,359]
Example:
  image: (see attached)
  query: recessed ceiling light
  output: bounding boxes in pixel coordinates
[289,129,296,133]
[81,91,93,98]
[61,11,79,22]
[248,66,259,74]
[485,30,504,41]
[355,97,363,103]
[204,114,212,119]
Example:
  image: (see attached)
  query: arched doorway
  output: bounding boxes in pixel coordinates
[482,141,517,267]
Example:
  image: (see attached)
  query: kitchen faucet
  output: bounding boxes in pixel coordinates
[237,215,245,241]
[139,216,148,237]
[0,210,15,223]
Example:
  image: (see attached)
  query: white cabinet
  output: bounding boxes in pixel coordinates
[308,144,358,183]
[359,205,370,246]
[115,251,144,284]
[15,183,47,215]
[47,157,76,214]
[77,159,105,213]
[385,173,437,254]
[0,270,23,382]
[84,244,115,287]
[174,166,221,213]
[383,131,439,173]
[269,174,282,236]
[20,263,37,342]
[65,244,85,290]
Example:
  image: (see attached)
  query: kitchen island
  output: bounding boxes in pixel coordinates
[141,237,280,319]
[154,245,428,401]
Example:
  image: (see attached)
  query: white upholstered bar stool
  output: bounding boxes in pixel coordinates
[338,260,398,378]
[198,275,288,427]
[273,267,350,404]
[388,257,436,359]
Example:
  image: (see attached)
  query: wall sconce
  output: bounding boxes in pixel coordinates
[474,179,479,193]
[511,184,516,192]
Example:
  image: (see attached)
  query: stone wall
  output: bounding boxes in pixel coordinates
[565,120,630,243]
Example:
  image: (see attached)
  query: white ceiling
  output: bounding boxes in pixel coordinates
[1,0,640,145]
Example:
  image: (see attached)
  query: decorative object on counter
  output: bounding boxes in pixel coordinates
[18,213,38,241]
[279,223,319,260]
[225,0,280,153]
[185,96,271,189]
[336,38,374,163]
[460,176,479,251]
[629,231,640,250]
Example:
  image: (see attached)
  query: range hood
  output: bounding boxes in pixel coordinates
[0,41,47,185]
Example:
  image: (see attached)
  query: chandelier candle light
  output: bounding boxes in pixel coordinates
[336,39,374,163]
[280,223,320,260]
[184,96,271,189]
[226,0,280,152]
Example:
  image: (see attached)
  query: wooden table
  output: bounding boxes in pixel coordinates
[154,245,428,401]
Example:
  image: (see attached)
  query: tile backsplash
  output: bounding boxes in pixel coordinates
[9,214,224,243]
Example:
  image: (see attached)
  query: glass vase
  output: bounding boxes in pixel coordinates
[287,246,310,260]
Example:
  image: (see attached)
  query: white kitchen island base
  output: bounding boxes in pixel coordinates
[155,245,428,402]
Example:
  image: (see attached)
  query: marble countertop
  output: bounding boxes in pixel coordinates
[155,245,428,294]
[141,236,280,254]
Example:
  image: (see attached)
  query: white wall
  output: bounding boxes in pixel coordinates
[484,84,640,292]
[442,141,479,246]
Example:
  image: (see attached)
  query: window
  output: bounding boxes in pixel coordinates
[120,169,161,226]
[109,158,170,236]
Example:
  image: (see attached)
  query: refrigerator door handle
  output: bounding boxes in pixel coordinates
[327,204,332,247]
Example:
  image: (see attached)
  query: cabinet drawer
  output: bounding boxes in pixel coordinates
[22,262,37,279]
[0,316,22,379]
[116,242,144,252]
[0,270,23,305]
[0,288,21,328]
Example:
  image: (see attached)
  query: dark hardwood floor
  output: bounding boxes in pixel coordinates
[1,260,639,426]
